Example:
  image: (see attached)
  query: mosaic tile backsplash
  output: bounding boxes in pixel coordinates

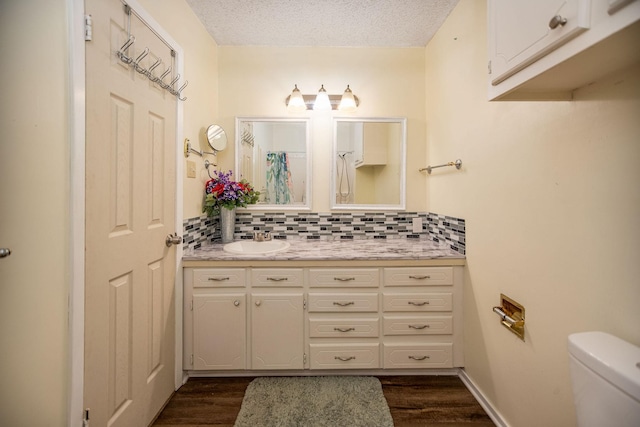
[183,211,466,255]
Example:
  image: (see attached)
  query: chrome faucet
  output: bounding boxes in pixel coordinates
[253,231,272,242]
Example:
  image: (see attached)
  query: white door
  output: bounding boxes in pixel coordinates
[84,0,177,425]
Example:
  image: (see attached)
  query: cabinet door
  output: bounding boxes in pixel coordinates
[251,293,304,369]
[490,0,591,85]
[193,294,246,370]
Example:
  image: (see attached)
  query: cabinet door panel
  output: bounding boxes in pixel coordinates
[193,294,246,370]
[251,293,304,369]
[490,0,591,85]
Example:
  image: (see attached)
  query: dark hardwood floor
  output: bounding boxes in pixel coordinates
[152,375,495,426]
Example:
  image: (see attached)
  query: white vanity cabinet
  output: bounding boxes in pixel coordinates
[488,0,640,100]
[183,261,464,374]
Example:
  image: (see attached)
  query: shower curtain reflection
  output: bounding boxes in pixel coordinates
[266,151,293,204]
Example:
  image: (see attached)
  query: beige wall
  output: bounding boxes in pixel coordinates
[425,1,640,426]
[138,0,219,219]
[0,0,70,424]
[217,46,427,212]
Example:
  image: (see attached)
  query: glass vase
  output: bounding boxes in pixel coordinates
[219,207,236,243]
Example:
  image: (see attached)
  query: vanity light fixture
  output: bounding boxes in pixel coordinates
[285,84,359,111]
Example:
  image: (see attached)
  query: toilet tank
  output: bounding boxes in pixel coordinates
[568,331,640,427]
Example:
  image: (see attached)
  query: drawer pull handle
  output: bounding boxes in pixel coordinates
[334,277,355,281]
[409,324,429,330]
[408,355,430,361]
[333,301,355,306]
[334,356,356,362]
[409,275,430,280]
[266,277,288,281]
[208,277,230,281]
[334,327,355,332]
[408,301,429,306]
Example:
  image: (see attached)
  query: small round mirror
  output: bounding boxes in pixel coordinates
[206,124,227,152]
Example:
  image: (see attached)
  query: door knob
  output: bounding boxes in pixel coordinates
[548,15,567,29]
[0,248,11,258]
[165,233,182,247]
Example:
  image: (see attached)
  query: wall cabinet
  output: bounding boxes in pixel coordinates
[488,0,640,100]
[183,263,463,373]
[354,123,388,168]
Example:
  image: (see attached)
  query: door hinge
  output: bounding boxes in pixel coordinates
[303,353,307,365]
[190,299,193,311]
[303,298,307,310]
[190,354,194,366]
[84,15,93,41]
[488,60,492,75]
[83,408,90,426]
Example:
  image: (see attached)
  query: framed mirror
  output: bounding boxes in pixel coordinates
[332,117,406,210]
[235,117,311,210]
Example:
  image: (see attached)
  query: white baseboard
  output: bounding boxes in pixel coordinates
[458,368,509,427]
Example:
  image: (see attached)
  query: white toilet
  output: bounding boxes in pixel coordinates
[568,331,640,427]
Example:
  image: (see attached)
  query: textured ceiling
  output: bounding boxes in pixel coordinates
[185,0,460,47]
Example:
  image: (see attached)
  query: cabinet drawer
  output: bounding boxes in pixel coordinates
[309,317,379,338]
[383,316,452,335]
[308,293,378,312]
[384,267,452,286]
[252,268,303,287]
[309,268,379,287]
[309,343,380,369]
[383,293,452,312]
[383,343,453,369]
[193,268,246,288]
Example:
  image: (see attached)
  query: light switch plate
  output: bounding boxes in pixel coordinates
[187,160,196,178]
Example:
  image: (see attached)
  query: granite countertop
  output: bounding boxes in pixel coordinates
[183,237,465,262]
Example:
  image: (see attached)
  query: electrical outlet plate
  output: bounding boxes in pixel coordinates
[412,217,423,233]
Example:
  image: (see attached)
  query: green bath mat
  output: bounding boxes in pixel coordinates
[234,376,394,427]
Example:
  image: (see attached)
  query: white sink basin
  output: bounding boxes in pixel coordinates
[223,240,290,255]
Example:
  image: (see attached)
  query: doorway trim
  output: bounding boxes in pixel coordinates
[68,0,185,424]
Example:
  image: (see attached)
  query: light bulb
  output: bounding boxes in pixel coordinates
[287,84,307,112]
[313,84,331,111]
[338,85,357,112]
